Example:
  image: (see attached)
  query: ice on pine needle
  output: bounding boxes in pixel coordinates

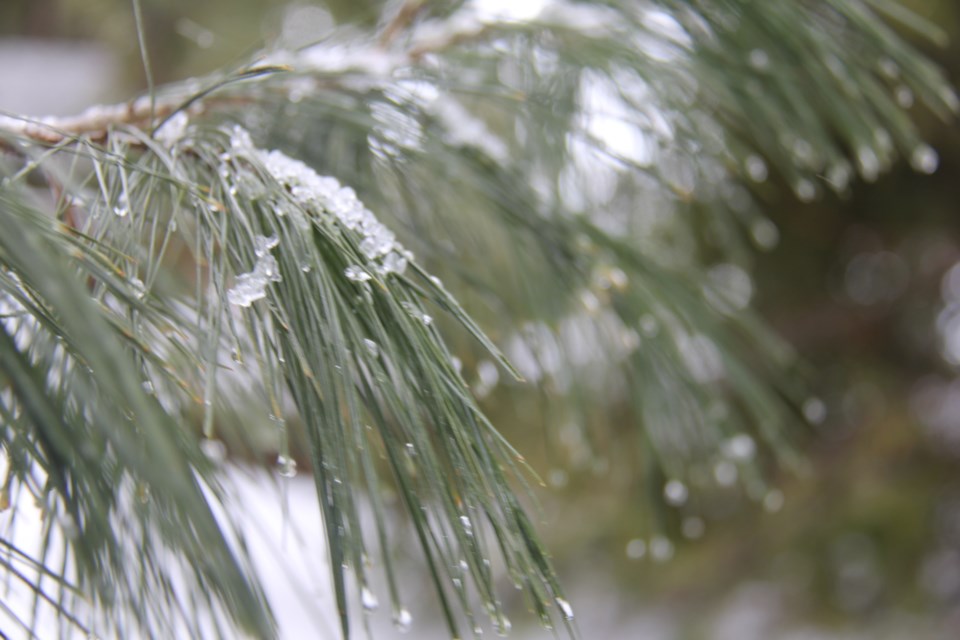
[227,234,283,307]
[230,127,413,277]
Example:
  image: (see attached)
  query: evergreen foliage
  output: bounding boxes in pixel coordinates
[0,0,955,637]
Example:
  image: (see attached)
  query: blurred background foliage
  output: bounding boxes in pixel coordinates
[2,0,960,637]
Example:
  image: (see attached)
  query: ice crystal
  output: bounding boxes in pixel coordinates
[227,235,283,307]
[233,128,414,277]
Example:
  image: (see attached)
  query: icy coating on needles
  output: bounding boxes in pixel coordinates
[226,126,413,306]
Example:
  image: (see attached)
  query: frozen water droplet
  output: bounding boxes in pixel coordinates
[381,250,408,275]
[626,538,646,559]
[344,265,371,282]
[555,597,574,620]
[911,144,939,174]
[394,608,412,632]
[276,454,298,478]
[364,338,379,357]
[141,379,155,395]
[460,515,473,536]
[253,234,279,258]
[803,396,827,424]
[228,244,282,307]
[361,586,379,612]
[405,442,416,456]
[723,433,756,461]
[495,615,511,637]
[300,263,312,273]
[663,479,688,506]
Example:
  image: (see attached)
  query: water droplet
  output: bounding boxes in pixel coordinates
[200,438,227,463]
[723,433,756,461]
[794,179,816,202]
[764,489,784,513]
[911,144,939,174]
[714,460,738,486]
[826,162,852,191]
[141,379,155,395]
[405,442,416,456]
[59,513,79,539]
[344,265,372,282]
[474,359,500,398]
[555,597,574,620]
[650,536,674,562]
[895,85,914,108]
[393,608,412,632]
[751,218,779,250]
[639,314,659,337]
[682,516,705,539]
[364,338,379,357]
[548,469,568,488]
[130,277,146,299]
[361,585,379,612]
[664,479,688,506]
[878,57,899,79]
[803,396,827,424]
[460,515,473,536]
[300,263,312,273]
[276,453,298,478]
[856,146,880,182]
[495,615,511,637]
[748,49,770,70]
[744,154,768,182]
[626,538,646,559]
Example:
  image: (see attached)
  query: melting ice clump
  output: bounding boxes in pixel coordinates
[231,126,412,277]
[227,234,282,307]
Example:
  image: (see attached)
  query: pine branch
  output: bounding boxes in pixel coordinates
[0,0,955,638]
